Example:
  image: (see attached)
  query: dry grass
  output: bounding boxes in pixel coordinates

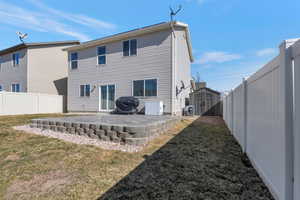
[0,114,195,200]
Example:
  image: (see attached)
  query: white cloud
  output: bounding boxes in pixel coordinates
[28,0,116,30]
[196,51,242,64]
[256,48,277,57]
[0,2,91,41]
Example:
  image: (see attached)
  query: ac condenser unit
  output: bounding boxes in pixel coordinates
[145,101,164,116]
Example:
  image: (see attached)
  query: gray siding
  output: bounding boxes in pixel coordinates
[0,49,27,92]
[173,28,192,114]
[68,30,173,113]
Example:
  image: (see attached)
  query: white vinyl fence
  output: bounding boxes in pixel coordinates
[0,92,63,115]
[223,39,300,200]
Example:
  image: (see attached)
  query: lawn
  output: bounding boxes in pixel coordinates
[0,114,274,200]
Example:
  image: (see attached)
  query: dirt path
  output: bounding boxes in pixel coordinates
[99,116,274,200]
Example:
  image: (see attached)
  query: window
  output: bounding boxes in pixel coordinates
[123,39,137,56]
[80,84,90,97]
[0,85,2,92]
[12,53,19,66]
[97,46,106,65]
[71,52,78,69]
[133,80,144,96]
[145,79,157,96]
[11,84,20,92]
[133,79,157,97]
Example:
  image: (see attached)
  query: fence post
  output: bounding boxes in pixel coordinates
[292,50,300,200]
[243,78,248,153]
[231,90,234,132]
[279,41,294,200]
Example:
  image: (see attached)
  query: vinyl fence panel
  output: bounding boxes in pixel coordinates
[0,92,63,115]
[223,39,300,200]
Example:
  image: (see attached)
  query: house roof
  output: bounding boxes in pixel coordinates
[193,87,221,95]
[63,21,194,62]
[0,40,80,56]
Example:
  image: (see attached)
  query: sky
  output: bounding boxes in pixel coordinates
[0,0,300,92]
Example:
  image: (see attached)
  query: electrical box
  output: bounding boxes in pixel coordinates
[145,101,164,115]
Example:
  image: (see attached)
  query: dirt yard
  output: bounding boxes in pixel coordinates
[0,114,274,200]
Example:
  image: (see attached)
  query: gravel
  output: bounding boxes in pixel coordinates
[14,125,146,153]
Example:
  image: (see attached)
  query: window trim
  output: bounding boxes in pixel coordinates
[132,78,158,98]
[96,46,106,66]
[79,84,91,97]
[123,39,138,57]
[12,53,20,67]
[11,83,20,92]
[70,52,78,70]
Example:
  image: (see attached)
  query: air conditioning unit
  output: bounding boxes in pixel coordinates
[145,101,164,116]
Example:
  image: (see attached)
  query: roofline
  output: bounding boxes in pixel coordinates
[63,21,194,62]
[193,87,221,95]
[0,40,80,56]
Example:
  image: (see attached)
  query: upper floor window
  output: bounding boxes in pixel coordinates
[80,84,90,97]
[123,39,137,57]
[97,46,106,65]
[12,53,19,67]
[133,79,157,97]
[71,52,78,70]
[11,83,20,92]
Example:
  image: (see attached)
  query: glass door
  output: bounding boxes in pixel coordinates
[100,84,115,111]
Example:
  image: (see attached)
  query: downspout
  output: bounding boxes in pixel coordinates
[170,23,176,115]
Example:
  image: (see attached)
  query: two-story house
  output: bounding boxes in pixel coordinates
[64,21,193,115]
[0,41,79,94]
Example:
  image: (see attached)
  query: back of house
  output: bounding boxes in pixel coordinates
[64,21,193,115]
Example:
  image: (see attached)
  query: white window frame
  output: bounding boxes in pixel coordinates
[11,83,20,92]
[12,53,20,67]
[132,78,158,98]
[96,46,106,65]
[79,84,91,97]
[123,39,137,57]
[70,52,78,70]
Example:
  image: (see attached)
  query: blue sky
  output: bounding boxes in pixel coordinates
[1,0,300,92]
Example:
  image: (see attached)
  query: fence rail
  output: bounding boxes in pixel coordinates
[223,39,300,200]
[0,92,63,115]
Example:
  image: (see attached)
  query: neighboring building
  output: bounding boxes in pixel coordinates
[190,82,221,115]
[64,21,193,115]
[0,41,79,94]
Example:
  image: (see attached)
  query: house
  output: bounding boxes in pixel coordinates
[0,41,79,94]
[189,82,221,115]
[64,21,193,115]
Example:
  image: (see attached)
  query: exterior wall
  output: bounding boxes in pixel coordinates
[0,49,28,92]
[0,92,63,115]
[172,28,192,115]
[27,44,73,95]
[68,30,173,113]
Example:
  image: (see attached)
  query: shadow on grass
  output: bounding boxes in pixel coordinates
[98,117,274,200]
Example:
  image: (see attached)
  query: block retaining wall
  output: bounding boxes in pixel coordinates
[29,118,180,146]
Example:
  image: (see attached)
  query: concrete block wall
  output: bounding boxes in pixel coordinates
[30,118,180,146]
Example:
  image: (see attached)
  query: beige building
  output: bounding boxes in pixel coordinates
[0,41,79,95]
[64,21,193,115]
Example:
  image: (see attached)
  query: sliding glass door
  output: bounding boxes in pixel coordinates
[100,84,115,111]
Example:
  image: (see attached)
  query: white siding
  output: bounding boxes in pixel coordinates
[68,30,173,113]
[173,28,192,115]
[0,49,27,92]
